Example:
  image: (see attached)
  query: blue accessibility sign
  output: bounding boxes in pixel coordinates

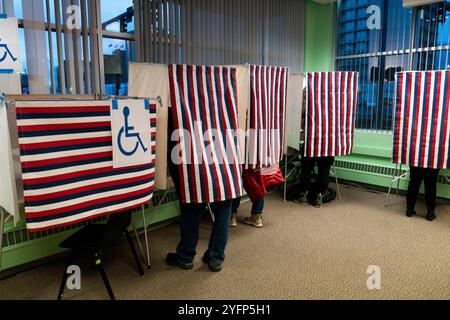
[0,43,17,63]
[117,106,149,157]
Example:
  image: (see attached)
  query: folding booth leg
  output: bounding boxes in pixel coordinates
[384,168,397,207]
[93,252,116,300]
[0,208,4,271]
[208,204,215,222]
[57,251,76,300]
[141,206,151,269]
[332,165,342,200]
[385,165,408,208]
[395,165,403,196]
[125,230,144,277]
[131,220,146,267]
[284,154,288,203]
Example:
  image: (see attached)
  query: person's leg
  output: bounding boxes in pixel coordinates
[244,197,265,228]
[424,168,440,221]
[295,156,314,204]
[251,197,265,214]
[166,202,206,269]
[230,197,241,227]
[176,203,207,263]
[203,200,233,271]
[232,198,241,213]
[317,157,334,194]
[406,166,424,217]
[314,157,334,208]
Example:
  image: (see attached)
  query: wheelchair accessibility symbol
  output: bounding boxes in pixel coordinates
[117,106,148,157]
[0,43,18,63]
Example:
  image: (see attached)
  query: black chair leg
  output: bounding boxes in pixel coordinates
[57,251,75,300]
[94,252,116,300]
[125,230,145,276]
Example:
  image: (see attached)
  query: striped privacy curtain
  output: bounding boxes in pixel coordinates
[304,72,359,158]
[246,65,288,169]
[168,64,243,204]
[393,71,450,169]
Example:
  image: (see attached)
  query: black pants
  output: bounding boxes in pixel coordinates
[299,156,335,195]
[407,166,440,211]
[167,111,232,266]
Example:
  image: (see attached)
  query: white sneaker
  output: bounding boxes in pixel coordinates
[244,214,263,228]
[230,214,237,227]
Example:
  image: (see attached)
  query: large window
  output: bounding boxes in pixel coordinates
[3,0,304,95]
[337,0,450,131]
[1,0,136,95]
[101,0,135,95]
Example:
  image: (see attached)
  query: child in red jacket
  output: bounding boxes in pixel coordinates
[231,166,284,228]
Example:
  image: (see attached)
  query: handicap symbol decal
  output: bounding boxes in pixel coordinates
[0,43,18,63]
[117,106,148,157]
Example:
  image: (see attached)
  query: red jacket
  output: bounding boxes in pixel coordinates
[242,167,285,202]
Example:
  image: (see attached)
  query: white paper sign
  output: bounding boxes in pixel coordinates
[111,99,151,168]
[0,102,19,223]
[0,17,21,73]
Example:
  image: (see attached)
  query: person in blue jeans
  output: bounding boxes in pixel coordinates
[230,197,265,228]
[165,109,234,272]
[166,200,233,272]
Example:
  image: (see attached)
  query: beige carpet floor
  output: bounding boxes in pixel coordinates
[0,184,449,300]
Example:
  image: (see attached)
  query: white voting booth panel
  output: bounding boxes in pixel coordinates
[0,102,20,224]
[232,65,251,159]
[285,74,304,152]
[128,63,171,190]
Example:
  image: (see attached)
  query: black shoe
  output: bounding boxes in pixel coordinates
[166,253,193,270]
[293,192,308,206]
[314,193,323,208]
[202,255,222,272]
[406,209,416,218]
[426,210,437,222]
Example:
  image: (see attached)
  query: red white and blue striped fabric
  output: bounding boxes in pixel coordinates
[168,64,243,204]
[393,71,450,169]
[247,65,288,169]
[304,72,359,158]
[16,100,156,232]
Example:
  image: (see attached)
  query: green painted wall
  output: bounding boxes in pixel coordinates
[336,132,450,199]
[304,0,335,72]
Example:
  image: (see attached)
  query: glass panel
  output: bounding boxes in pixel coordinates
[385,0,413,52]
[337,0,412,131]
[413,0,450,71]
[103,38,136,95]
[337,0,383,57]
[101,0,134,33]
[13,0,23,19]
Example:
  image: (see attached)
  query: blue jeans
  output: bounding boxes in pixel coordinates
[232,197,265,214]
[176,200,233,267]
[167,117,233,268]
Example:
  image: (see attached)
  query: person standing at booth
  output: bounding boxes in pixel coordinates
[165,65,244,273]
[294,89,334,208]
[406,167,440,221]
[165,109,234,273]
